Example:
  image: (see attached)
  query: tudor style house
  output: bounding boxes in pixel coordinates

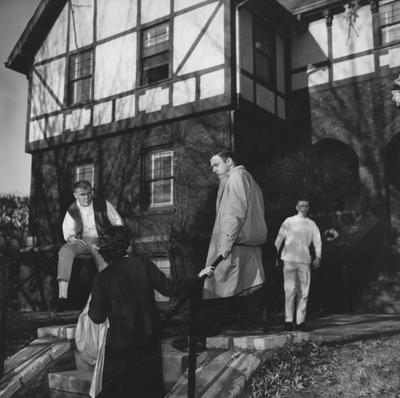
[6,0,400,282]
[6,0,295,280]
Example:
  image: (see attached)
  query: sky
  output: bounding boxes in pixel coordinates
[0,0,41,195]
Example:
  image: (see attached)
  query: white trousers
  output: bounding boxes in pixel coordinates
[283,261,311,325]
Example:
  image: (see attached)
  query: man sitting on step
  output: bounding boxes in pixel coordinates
[54,180,123,312]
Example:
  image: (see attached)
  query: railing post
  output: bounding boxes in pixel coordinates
[0,298,8,378]
[188,279,203,398]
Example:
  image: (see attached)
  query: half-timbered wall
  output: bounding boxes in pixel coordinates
[27,0,231,150]
[291,4,400,90]
[238,7,287,120]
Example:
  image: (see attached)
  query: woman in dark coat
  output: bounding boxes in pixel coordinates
[88,225,213,397]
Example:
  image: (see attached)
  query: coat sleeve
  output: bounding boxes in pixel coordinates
[144,258,196,297]
[88,274,111,324]
[220,171,249,248]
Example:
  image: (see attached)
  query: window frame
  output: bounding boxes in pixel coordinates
[72,161,95,188]
[252,17,276,89]
[379,0,400,45]
[67,49,94,106]
[140,21,171,86]
[142,148,174,210]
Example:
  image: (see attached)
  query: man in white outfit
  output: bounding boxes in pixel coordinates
[275,198,321,331]
[54,180,123,312]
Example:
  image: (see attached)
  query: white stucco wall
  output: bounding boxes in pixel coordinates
[35,5,68,62]
[31,59,65,117]
[97,0,137,40]
[173,78,196,106]
[68,0,94,51]
[331,5,373,59]
[174,2,224,75]
[94,33,137,99]
[140,0,170,24]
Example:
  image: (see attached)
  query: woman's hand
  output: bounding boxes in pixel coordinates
[198,266,215,279]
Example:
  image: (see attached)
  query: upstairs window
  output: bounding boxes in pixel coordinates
[68,50,93,105]
[143,149,174,209]
[74,162,94,187]
[141,22,170,85]
[379,1,400,44]
[253,21,274,87]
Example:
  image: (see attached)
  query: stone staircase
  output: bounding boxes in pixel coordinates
[4,315,400,397]
[0,323,205,398]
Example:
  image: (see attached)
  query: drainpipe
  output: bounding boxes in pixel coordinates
[231,0,251,152]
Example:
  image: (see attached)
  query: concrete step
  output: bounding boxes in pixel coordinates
[207,331,310,351]
[38,324,76,340]
[48,370,92,398]
[46,336,206,397]
[168,349,265,398]
[0,337,73,398]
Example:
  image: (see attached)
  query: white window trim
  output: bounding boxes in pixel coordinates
[75,162,94,187]
[150,150,174,208]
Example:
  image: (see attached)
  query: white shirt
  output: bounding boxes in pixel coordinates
[275,214,322,264]
[62,200,123,242]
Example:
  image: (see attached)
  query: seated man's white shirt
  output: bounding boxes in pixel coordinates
[62,201,123,243]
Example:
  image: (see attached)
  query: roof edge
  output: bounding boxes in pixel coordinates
[5,0,67,75]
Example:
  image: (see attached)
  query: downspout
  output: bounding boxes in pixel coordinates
[231,0,251,152]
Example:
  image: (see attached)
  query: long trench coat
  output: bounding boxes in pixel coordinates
[203,166,267,299]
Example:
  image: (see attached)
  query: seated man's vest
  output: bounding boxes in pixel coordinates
[67,198,112,239]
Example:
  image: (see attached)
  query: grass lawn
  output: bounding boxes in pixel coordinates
[247,334,400,397]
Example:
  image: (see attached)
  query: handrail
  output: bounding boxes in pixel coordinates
[97,255,224,398]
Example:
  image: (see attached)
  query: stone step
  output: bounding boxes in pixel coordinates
[48,370,92,398]
[0,337,73,398]
[168,349,265,398]
[207,331,310,351]
[47,336,205,397]
[38,324,77,340]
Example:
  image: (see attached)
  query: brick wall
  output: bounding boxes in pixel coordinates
[29,110,231,278]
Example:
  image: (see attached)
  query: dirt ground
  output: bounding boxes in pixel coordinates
[247,334,400,398]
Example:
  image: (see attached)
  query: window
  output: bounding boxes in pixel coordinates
[74,162,94,187]
[253,22,274,86]
[379,1,400,44]
[143,149,174,209]
[151,257,171,302]
[68,50,93,105]
[141,22,170,85]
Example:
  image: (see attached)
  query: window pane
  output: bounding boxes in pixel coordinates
[254,52,271,84]
[142,22,170,85]
[254,25,272,57]
[143,23,169,49]
[70,51,92,80]
[381,23,400,44]
[75,163,94,186]
[380,2,400,25]
[143,62,169,84]
[71,77,91,104]
[144,150,174,208]
[151,179,172,206]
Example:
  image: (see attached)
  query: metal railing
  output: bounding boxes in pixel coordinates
[97,255,223,398]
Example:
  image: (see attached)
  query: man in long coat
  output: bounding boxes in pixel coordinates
[201,149,267,335]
